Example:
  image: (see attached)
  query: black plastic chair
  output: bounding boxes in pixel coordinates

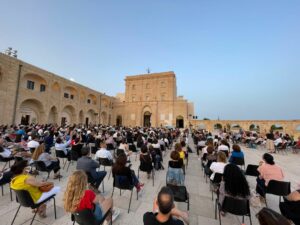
[138,161,155,186]
[0,177,13,201]
[11,189,57,225]
[55,150,68,169]
[111,175,137,213]
[67,146,82,172]
[279,199,300,225]
[72,207,112,225]
[86,171,104,193]
[106,143,115,151]
[210,173,223,201]
[265,180,291,207]
[230,157,245,170]
[216,196,252,225]
[167,184,189,211]
[98,158,113,180]
[34,161,53,181]
[0,156,14,171]
[245,164,259,177]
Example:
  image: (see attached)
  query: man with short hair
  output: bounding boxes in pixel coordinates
[95,142,113,162]
[77,147,107,193]
[143,186,189,225]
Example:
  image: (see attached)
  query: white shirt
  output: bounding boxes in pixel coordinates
[95,148,113,161]
[55,140,71,155]
[218,144,229,152]
[210,162,226,180]
[198,141,206,147]
[274,138,283,146]
[0,148,12,158]
[202,146,208,154]
[152,143,161,149]
[27,140,40,149]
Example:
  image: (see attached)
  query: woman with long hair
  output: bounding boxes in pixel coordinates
[112,153,144,192]
[64,170,119,223]
[219,164,250,215]
[32,144,62,179]
[256,153,284,197]
[10,160,60,218]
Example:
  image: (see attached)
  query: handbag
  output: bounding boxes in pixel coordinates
[39,182,54,192]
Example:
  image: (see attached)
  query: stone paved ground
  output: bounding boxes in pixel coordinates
[1,136,299,225]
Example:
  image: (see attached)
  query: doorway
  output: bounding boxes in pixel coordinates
[116,116,122,126]
[21,115,30,125]
[176,116,184,128]
[85,117,89,126]
[144,111,151,127]
[61,117,67,126]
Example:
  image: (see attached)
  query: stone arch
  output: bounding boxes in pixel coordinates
[101,111,108,125]
[48,106,58,124]
[64,86,78,100]
[79,110,84,124]
[18,99,45,125]
[270,124,283,132]
[116,115,122,126]
[231,123,241,130]
[87,94,97,105]
[22,73,47,90]
[61,105,76,125]
[142,105,152,127]
[198,123,206,130]
[86,109,96,125]
[249,124,260,132]
[51,82,60,92]
[176,115,184,128]
[214,123,223,130]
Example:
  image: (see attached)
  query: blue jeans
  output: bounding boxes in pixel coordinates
[93,203,103,222]
[93,171,107,189]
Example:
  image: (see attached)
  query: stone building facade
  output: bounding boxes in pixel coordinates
[0,53,114,126]
[113,72,195,128]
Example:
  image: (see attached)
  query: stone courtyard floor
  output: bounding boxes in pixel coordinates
[1,137,299,225]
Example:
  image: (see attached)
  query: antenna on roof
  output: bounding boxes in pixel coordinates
[146,68,151,74]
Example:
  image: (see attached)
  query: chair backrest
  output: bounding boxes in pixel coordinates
[98,158,113,167]
[267,180,291,196]
[230,157,245,166]
[106,143,114,150]
[245,164,259,177]
[55,150,67,158]
[13,189,35,207]
[129,144,137,152]
[116,149,125,157]
[167,184,188,202]
[222,196,250,216]
[70,149,79,161]
[73,209,98,225]
[212,173,223,184]
[113,175,134,190]
[35,161,48,171]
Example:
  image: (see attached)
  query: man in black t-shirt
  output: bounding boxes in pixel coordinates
[143,186,189,225]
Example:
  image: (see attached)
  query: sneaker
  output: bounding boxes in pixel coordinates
[112,208,120,222]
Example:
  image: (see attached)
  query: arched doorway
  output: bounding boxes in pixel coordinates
[249,124,260,132]
[176,116,184,128]
[86,109,96,125]
[79,110,84,124]
[116,115,122,126]
[48,106,58,124]
[144,111,151,127]
[270,124,283,132]
[19,99,45,125]
[61,105,76,126]
[214,123,223,130]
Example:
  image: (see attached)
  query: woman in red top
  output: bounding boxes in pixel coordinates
[63,170,119,223]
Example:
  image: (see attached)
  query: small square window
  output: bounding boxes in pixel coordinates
[87,99,91,104]
[64,93,69,98]
[27,80,35,90]
[40,84,46,92]
[70,94,74,100]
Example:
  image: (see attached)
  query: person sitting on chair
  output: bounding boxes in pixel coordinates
[55,137,71,160]
[209,151,227,181]
[64,170,120,224]
[139,145,153,179]
[256,153,284,197]
[10,160,61,218]
[112,153,144,193]
[95,141,113,164]
[31,144,62,179]
[228,144,244,164]
[77,147,107,194]
[218,164,250,216]
[143,186,189,225]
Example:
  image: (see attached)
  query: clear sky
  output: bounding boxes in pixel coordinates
[1,0,299,120]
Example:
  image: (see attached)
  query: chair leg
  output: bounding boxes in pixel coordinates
[102,180,105,193]
[249,213,253,225]
[53,197,57,219]
[111,187,114,197]
[1,185,3,196]
[66,161,71,172]
[137,168,140,179]
[242,216,244,223]
[30,210,38,225]
[11,204,21,225]
[215,199,217,219]
[152,170,155,186]
[120,189,121,196]
[108,168,112,180]
[128,190,133,213]
[63,159,67,169]
[10,188,13,201]
[218,204,222,225]
[2,162,8,171]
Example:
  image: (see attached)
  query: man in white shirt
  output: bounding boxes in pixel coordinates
[274,137,283,147]
[95,142,113,161]
[27,135,40,149]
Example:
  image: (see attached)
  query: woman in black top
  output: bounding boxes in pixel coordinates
[168,151,183,169]
[112,153,144,192]
[140,145,153,178]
